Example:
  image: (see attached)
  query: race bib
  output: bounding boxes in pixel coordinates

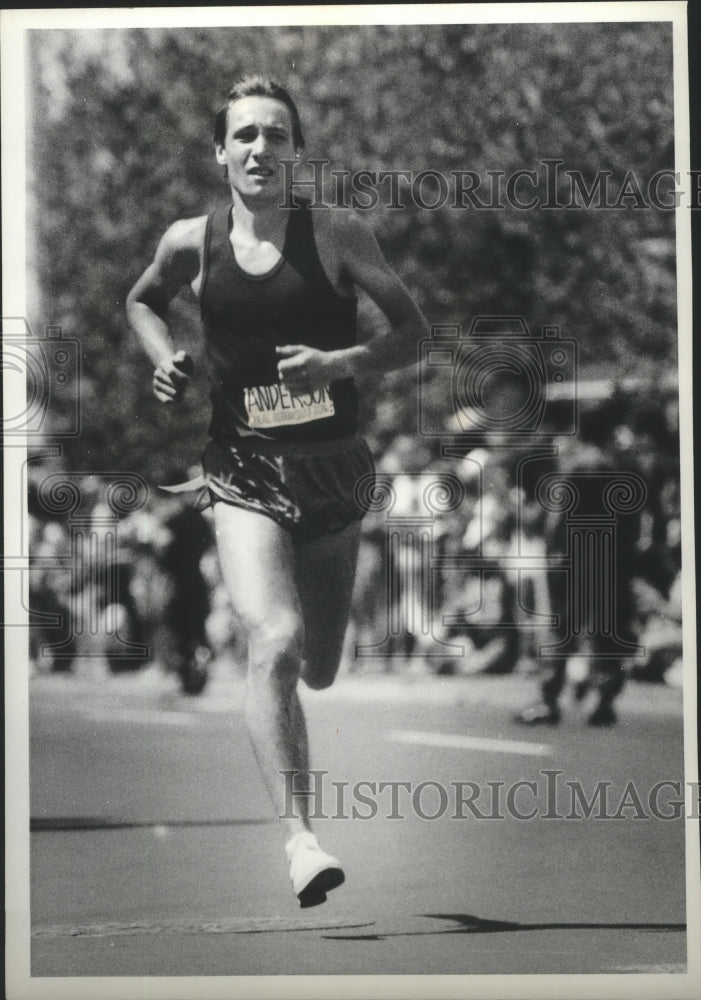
[243,382,336,429]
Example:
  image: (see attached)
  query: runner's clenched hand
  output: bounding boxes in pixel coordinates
[153,350,194,404]
[276,345,337,394]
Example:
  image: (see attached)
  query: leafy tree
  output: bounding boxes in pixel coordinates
[27,22,677,478]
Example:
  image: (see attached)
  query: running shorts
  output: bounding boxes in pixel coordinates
[201,435,376,540]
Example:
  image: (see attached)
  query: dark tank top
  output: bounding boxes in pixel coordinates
[199,200,359,444]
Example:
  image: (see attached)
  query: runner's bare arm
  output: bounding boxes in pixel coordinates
[276,212,429,392]
[126,218,205,403]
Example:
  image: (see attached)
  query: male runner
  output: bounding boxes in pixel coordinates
[127,77,428,906]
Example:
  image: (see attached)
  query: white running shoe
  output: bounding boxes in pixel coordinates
[285,831,345,908]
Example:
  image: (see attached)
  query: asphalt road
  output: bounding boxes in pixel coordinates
[27,659,691,984]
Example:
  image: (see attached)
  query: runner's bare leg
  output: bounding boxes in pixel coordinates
[293,521,362,690]
[213,503,312,838]
[214,505,360,839]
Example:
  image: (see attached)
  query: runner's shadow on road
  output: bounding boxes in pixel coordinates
[322,913,686,941]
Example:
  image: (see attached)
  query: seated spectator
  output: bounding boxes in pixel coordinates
[431,569,520,676]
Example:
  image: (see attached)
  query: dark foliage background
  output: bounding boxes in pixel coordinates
[27,22,677,479]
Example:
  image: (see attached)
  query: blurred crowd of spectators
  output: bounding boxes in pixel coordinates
[27,385,683,694]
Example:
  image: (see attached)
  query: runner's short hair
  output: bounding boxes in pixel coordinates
[214,76,305,150]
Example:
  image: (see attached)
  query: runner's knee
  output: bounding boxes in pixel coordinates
[301,651,341,691]
[247,614,305,680]
[303,670,335,691]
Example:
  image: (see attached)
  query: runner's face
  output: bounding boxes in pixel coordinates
[215,96,296,201]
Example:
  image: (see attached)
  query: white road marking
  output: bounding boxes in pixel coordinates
[33,916,376,939]
[388,729,553,757]
[87,707,198,727]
